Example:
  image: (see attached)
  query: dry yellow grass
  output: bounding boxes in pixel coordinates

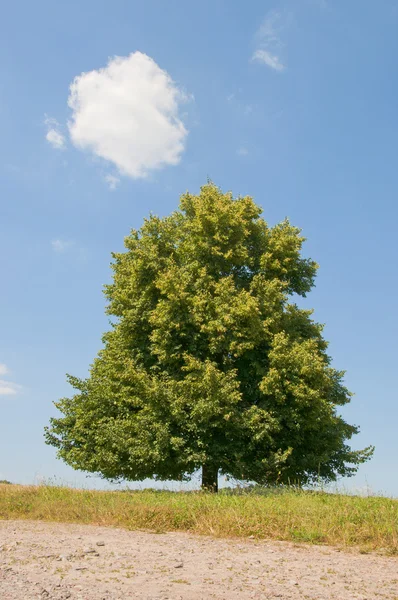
[0,483,397,554]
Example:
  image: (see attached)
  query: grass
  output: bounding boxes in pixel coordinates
[0,483,397,555]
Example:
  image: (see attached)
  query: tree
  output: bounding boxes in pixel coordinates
[45,184,373,492]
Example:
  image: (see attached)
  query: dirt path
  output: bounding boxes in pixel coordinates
[0,520,397,599]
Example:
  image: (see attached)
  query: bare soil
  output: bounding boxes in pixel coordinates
[0,519,397,599]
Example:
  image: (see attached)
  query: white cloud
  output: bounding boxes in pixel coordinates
[46,129,66,149]
[0,363,8,375]
[252,49,285,72]
[44,116,66,149]
[0,380,21,396]
[251,10,287,72]
[51,239,75,253]
[104,173,120,190]
[0,365,21,396]
[67,52,189,179]
[0,364,8,376]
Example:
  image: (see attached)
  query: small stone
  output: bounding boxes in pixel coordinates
[96,541,105,546]
[174,562,184,568]
[83,547,97,554]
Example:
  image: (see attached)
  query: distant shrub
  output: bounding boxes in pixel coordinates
[0,480,12,485]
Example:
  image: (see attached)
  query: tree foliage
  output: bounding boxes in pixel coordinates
[45,184,373,489]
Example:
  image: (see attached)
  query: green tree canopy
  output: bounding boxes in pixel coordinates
[45,184,373,491]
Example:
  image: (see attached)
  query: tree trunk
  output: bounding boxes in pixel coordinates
[201,464,219,493]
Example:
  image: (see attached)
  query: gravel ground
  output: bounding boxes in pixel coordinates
[0,520,397,599]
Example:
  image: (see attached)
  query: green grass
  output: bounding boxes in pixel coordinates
[0,483,397,554]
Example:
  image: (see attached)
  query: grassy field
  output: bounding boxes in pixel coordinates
[0,483,397,555]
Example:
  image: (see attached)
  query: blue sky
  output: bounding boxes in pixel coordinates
[1,0,397,495]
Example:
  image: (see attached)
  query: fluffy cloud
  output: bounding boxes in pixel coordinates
[0,364,21,396]
[0,381,20,396]
[0,364,8,376]
[252,50,284,72]
[67,52,189,179]
[45,117,66,149]
[251,11,287,72]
